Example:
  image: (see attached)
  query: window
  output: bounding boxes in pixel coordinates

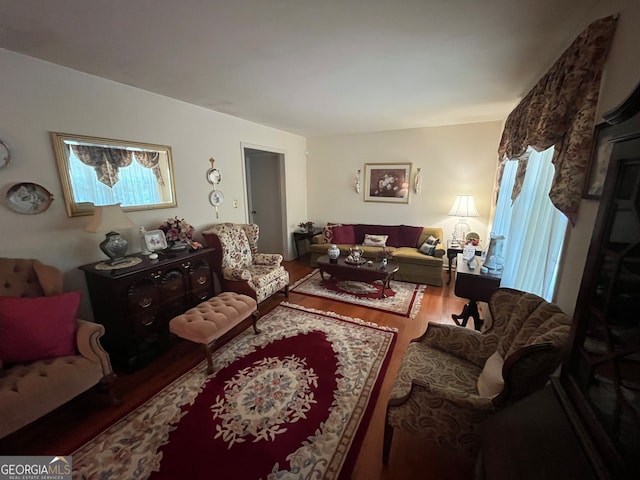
[492,146,568,301]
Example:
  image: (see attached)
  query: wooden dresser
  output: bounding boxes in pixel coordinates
[79,248,219,371]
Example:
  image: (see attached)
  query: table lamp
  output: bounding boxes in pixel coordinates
[448,194,479,245]
[85,204,136,265]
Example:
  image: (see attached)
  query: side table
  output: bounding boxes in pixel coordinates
[452,254,501,331]
[293,228,321,258]
[446,240,482,284]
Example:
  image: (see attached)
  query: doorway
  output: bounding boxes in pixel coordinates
[242,145,286,255]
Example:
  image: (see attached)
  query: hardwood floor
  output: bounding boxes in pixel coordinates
[0,255,476,479]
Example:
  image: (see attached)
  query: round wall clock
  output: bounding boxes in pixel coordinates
[0,139,10,169]
[209,189,224,207]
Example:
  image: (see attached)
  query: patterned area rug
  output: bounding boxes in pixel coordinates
[291,269,425,318]
[72,303,396,480]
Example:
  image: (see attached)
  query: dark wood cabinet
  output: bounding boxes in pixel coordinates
[79,248,219,371]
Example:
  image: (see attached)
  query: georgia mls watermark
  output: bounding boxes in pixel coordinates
[0,456,72,480]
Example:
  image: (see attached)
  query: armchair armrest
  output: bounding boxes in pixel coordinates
[433,244,446,259]
[76,319,113,376]
[416,323,498,367]
[254,253,283,266]
[410,379,495,410]
[221,266,252,281]
[495,343,565,406]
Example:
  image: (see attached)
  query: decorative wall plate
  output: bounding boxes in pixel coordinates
[466,232,480,243]
[209,190,224,207]
[206,168,222,184]
[0,139,10,169]
[6,182,54,214]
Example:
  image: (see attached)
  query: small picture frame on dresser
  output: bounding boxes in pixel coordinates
[144,229,168,253]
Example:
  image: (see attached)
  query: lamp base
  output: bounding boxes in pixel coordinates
[453,219,470,244]
[100,231,129,265]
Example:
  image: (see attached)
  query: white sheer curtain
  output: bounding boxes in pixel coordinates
[69,151,162,206]
[491,146,568,301]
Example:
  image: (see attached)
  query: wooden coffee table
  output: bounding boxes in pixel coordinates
[316,255,400,298]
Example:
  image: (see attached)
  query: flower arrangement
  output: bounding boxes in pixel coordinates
[377,247,394,261]
[298,221,314,231]
[159,216,195,242]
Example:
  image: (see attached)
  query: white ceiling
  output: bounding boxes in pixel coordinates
[0,0,609,136]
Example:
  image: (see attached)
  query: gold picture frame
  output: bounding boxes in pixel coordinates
[51,132,178,217]
[363,162,412,204]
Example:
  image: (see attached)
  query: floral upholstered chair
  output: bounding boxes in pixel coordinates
[383,288,571,460]
[202,223,289,303]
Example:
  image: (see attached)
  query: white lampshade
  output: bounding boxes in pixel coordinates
[85,204,136,233]
[448,194,479,218]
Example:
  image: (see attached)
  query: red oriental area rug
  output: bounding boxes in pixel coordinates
[291,269,425,318]
[71,303,397,480]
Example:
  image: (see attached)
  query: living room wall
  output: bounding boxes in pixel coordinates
[306,121,503,244]
[0,48,307,319]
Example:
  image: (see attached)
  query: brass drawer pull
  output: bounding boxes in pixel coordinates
[139,297,153,308]
[196,275,207,285]
[142,317,154,326]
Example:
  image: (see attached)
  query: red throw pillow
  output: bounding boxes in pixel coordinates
[331,224,356,244]
[0,291,81,363]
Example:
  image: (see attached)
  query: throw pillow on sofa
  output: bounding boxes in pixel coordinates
[363,234,389,247]
[0,291,81,363]
[418,235,440,256]
[322,224,355,244]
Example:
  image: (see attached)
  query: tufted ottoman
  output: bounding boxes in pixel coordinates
[169,292,259,374]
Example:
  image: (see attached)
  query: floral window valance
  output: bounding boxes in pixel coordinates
[70,145,165,188]
[496,15,618,225]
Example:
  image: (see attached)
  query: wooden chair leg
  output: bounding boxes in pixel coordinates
[98,373,121,406]
[203,343,215,374]
[284,284,289,298]
[383,416,394,464]
[251,309,261,334]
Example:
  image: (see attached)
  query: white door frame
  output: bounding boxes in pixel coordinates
[240,142,289,258]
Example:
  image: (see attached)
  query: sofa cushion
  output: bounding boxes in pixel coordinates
[353,224,423,247]
[331,224,355,244]
[392,248,444,266]
[362,233,388,247]
[0,291,80,363]
[395,225,424,248]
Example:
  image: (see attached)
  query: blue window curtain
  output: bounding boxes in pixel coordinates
[492,146,568,301]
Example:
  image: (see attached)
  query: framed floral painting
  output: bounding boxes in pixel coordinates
[363,162,412,204]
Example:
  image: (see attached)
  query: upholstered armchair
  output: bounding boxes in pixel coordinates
[0,258,117,439]
[383,288,571,460]
[202,223,289,303]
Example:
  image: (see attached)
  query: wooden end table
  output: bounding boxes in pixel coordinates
[447,240,482,284]
[316,255,399,298]
[452,253,501,330]
[293,228,322,258]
